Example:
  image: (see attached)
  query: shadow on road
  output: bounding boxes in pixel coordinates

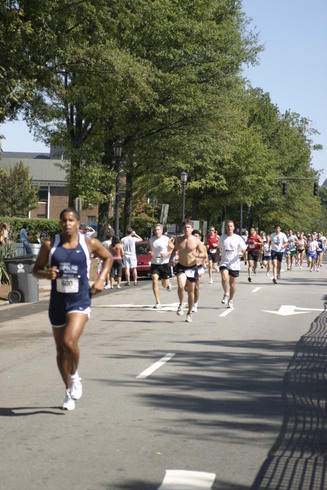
[0,406,64,416]
[251,302,327,489]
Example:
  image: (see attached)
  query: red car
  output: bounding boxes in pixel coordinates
[122,240,152,279]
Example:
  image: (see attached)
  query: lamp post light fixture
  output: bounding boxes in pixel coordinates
[180,170,188,223]
[113,140,123,236]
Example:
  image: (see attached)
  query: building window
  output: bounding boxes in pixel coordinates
[38,187,48,203]
[88,216,97,224]
[37,214,47,219]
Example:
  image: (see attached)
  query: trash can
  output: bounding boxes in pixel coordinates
[4,255,39,303]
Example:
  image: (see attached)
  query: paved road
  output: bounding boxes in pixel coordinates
[1,262,327,490]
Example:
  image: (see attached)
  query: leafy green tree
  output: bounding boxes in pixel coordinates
[243,89,322,231]
[0,162,39,217]
[9,0,260,238]
[0,1,43,122]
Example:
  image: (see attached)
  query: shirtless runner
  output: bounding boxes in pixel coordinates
[169,220,207,323]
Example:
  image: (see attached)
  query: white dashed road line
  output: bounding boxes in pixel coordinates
[136,353,175,379]
[252,287,261,293]
[219,308,234,317]
[158,469,216,489]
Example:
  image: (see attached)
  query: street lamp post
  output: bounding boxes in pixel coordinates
[113,140,123,236]
[180,171,188,224]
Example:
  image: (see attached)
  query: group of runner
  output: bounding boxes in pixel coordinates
[242,227,326,280]
[165,221,327,319]
[32,208,326,410]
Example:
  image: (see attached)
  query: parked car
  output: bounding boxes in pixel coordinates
[122,240,152,279]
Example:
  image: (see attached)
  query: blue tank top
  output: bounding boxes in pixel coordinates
[49,233,91,326]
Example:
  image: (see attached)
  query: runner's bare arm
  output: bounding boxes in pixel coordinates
[193,241,207,259]
[168,239,180,266]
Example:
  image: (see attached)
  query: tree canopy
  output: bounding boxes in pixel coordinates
[0,0,324,235]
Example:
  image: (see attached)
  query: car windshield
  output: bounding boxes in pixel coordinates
[136,243,149,255]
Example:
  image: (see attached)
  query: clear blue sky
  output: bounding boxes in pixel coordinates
[242,0,327,185]
[1,0,326,184]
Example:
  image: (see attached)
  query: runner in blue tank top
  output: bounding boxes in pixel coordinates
[33,208,113,410]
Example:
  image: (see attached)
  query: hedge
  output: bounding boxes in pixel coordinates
[0,217,61,243]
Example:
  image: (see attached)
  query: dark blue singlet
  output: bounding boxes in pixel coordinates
[49,233,91,326]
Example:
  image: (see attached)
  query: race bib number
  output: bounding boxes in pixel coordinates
[185,269,196,278]
[156,257,163,264]
[209,248,216,253]
[225,250,234,258]
[248,243,255,249]
[56,277,79,293]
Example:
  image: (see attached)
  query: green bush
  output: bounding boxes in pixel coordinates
[0,242,16,284]
[0,217,61,243]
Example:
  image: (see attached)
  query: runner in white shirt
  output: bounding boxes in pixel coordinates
[148,224,174,309]
[218,220,246,309]
[286,229,298,271]
[307,232,321,272]
[270,224,288,284]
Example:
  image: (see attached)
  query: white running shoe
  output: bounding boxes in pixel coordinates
[185,313,192,323]
[192,304,198,313]
[62,389,75,410]
[153,302,162,309]
[70,375,83,400]
[209,278,213,284]
[227,300,234,309]
[167,281,172,291]
[221,293,229,304]
[104,284,111,289]
[177,304,184,316]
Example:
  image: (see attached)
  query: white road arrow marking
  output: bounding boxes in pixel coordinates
[158,470,216,490]
[263,305,323,316]
[136,353,175,379]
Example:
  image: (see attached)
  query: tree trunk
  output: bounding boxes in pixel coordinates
[98,202,109,242]
[123,171,133,234]
[98,137,115,241]
[192,190,199,220]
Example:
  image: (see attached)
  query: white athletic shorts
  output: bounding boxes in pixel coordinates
[124,256,137,269]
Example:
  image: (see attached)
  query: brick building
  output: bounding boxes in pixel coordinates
[0,149,103,224]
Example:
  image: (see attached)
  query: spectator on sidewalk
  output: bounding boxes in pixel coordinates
[20,223,32,255]
[83,226,96,238]
[109,235,124,289]
[121,228,142,286]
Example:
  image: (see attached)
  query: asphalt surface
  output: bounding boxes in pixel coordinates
[1,261,327,490]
